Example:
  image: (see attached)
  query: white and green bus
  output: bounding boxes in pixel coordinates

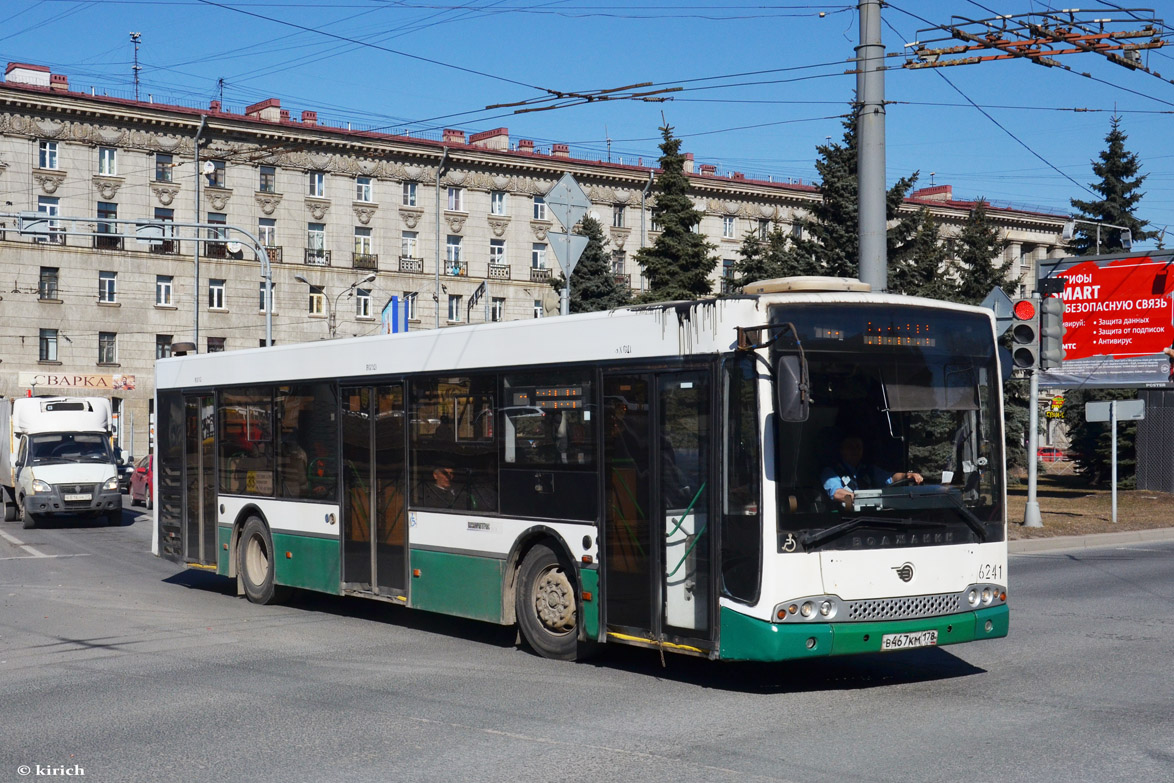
[152,277,1008,662]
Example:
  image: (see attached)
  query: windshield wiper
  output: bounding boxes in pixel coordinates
[800,515,947,551]
[943,495,990,542]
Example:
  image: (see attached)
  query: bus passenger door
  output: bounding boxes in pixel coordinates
[603,370,714,651]
[183,394,217,566]
[341,385,407,598]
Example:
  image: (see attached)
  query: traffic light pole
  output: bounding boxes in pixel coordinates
[1024,367,1043,528]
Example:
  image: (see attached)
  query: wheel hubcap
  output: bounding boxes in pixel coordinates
[245,535,270,586]
[532,565,575,635]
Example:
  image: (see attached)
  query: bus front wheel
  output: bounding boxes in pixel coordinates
[516,543,581,661]
[239,516,286,605]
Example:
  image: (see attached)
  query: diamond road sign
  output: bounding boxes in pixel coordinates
[544,172,591,231]
[548,231,589,278]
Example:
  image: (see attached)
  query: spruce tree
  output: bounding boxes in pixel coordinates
[1069,116,1156,255]
[889,208,949,299]
[948,199,1015,305]
[635,124,718,302]
[730,224,818,290]
[550,215,630,313]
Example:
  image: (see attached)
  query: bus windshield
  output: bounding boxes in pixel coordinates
[771,304,1005,552]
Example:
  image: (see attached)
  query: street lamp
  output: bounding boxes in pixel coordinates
[294,272,376,338]
[1062,218,1133,255]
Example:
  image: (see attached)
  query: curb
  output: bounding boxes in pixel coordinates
[1009,527,1174,554]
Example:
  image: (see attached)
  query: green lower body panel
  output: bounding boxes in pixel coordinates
[271,532,341,595]
[580,568,600,640]
[218,525,232,575]
[409,549,504,623]
[719,604,1009,662]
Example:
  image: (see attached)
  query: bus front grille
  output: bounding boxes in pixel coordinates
[843,593,961,622]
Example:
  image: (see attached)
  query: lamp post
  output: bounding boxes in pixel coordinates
[294,272,376,339]
[1062,218,1133,255]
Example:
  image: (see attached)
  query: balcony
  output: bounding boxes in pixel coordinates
[444,260,468,277]
[399,256,424,273]
[305,249,331,266]
[205,243,229,259]
[265,246,283,264]
[353,252,378,271]
[614,273,631,288]
[488,262,511,280]
[149,240,180,256]
[93,234,123,250]
[529,267,552,283]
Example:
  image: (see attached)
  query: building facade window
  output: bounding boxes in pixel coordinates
[98,271,117,303]
[206,160,226,188]
[155,335,173,359]
[489,239,505,263]
[491,297,505,322]
[533,300,544,319]
[156,275,174,306]
[356,288,372,318]
[758,218,770,239]
[446,235,463,264]
[355,176,373,202]
[38,140,58,170]
[533,195,547,220]
[207,212,227,240]
[259,218,277,247]
[722,259,736,293]
[209,279,226,310]
[39,267,59,300]
[97,201,119,246]
[308,286,325,315]
[354,226,373,254]
[207,337,226,353]
[259,165,276,193]
[531,243,547,269]
[98,147,117,176]
[98,332,117,364]
[722,216,736,239]
[447,294,462,323]
[447,186,464,211]
[403,292,417,320]
[613,205,625,228]
[37,196,60,242]
[402,181,417,206]
[401,230,418,258]
[491,191,507,215]
[612,251,625,275]
[39,329,58,361]
[155,153,173,182]
[307,223,326,260]
[309,171,325,197]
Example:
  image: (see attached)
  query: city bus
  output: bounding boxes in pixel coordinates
[151,277,1009,662]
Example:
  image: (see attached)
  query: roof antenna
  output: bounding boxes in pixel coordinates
[130,32,142,101]
[605,125,612,163]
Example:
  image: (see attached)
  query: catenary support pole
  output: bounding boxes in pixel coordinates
[857,0,887,291]
[192,115,207,352]
[1024,368,1043,527]
[1111,400,1118,523]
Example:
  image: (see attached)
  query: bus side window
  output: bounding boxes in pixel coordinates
[722,356,761,604]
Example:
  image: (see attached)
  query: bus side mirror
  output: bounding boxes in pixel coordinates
[776,354,810,423]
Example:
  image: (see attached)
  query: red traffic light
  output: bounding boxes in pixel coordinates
[1013,299,1037,320]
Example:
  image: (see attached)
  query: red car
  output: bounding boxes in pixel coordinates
[129,454,153,509]
[1038,447,1065,463]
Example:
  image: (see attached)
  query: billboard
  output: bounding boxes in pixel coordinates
[1039,253,1174,388]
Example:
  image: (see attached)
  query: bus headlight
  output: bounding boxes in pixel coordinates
[819,599,837,618]
[102,477,120,492]
[31,479,52,494]
[773,595,840,623]
[981,588,993,605]
[967,588,980,607]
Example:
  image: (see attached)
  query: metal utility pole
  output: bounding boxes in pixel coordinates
[1024,367,1043,527]
[434,147,449,329]
[193,115,207,352]
[130,33,142,102]
[857,0,887,292]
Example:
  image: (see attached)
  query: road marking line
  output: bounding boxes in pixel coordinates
[0,553,91,561]
[0,530,52,558]
[0,530,24,545]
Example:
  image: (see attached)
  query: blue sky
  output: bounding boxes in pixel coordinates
[4,1,1173,248]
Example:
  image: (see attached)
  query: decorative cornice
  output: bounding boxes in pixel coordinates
[488,216,510,237]
[400,206,423,229]
[255,192,282,215]
[33,169,66,194]
[531,220,551,241]
[610,227,631,250]
[353,202,377,225]
[152,183,181,206]
[205,186,232,211]
[305,197,330,221]
[92,174,124,200]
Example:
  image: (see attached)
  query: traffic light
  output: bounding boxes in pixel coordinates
[1011,298,1039,369]
[1040,295,1066,369]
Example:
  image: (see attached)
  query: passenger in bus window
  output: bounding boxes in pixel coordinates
[820,435,922,507]
[418,461,460,508]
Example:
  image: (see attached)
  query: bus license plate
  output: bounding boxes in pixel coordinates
[880,630,938,651]
[63,493,92,502]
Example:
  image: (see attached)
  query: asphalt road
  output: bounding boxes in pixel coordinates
[1,502,1171,783]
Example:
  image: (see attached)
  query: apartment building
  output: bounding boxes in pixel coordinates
[0,62,1068,449]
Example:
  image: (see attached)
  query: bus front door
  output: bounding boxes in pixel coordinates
[341,385,407,599]
[183,394,217,566]
[603,370,714,653]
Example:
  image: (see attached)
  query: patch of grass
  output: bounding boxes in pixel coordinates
[1005,465,1173,539]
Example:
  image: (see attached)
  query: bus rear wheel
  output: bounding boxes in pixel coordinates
[239,516,286,605]
[516,543,582,661]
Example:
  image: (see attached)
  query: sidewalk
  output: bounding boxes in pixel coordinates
[1008,526,1174,554]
